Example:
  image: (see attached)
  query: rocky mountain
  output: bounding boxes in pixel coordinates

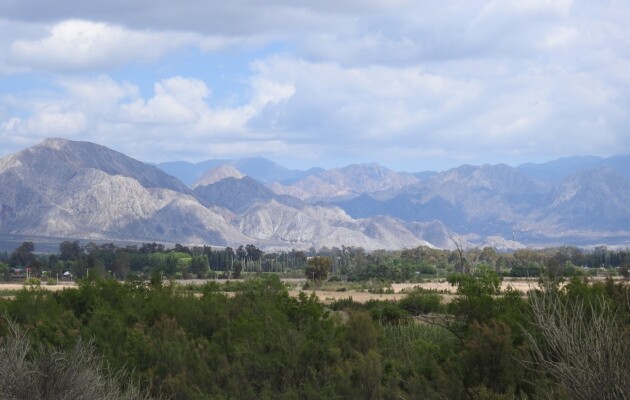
[192,173,436,250]
[192,165,246,188]
[157,157,322,186]
[536,167,630,231]
[193,175,303,214]
[333,164,547,234]
[0,139,438,250]
[268,163,420,201]
[331,163,630,245]
[233,200,435,250]
[0,139,247,245]
[2,138,629,249]
[516,154,630,182]
[0,138,191,194]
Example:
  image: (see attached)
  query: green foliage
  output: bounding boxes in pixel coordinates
[0,317,159,399]
[305,256,332,281]
[0,262,9,281]
[447,268,501,324]
[398,289,445,315]
[10,241,35,267]
[23,277,41,287]
[366,301,409,325]
[4,267,617,399]
[460,321,530,395]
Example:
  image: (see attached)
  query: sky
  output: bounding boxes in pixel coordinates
[0,0,629,172]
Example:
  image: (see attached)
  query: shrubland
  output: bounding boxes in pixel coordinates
[0,271,627,399]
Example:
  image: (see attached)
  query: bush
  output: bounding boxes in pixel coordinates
[367,301,409,325]
[22,277,41,287]
[398,290,445,315]
[0,318,159,400]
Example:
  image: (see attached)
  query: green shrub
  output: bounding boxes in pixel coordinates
[22,278,41,287]
[398,290,445,315]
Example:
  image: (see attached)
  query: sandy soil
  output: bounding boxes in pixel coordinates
[2,278,621,304]
[288,290,405,304]
[391,279,542,294]
[0,282,77,291]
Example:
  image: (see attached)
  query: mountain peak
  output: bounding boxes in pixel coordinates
[8,138,191,194]
[193,165,246,188]
[39,137,68,150]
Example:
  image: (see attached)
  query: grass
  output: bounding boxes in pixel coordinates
[315,280,393,293]
[0,289,20,298]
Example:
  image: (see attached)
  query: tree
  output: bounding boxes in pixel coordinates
[10,242,35,267]
[619,264,630,280]
[447,267,501,325]
[0,262,9,281]
[524,288,630,400]
[190,255,209,278]
[0,317,160,400]
[245,244,263,261]
[59,240,83,262]
[449,234,481,275]
[480,247,499,274]
[305,256,332,282]
[173,243,190,254]
[236,245,246,261]
[111,252,130,279]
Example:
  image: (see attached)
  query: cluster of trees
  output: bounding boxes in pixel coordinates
[0,241,308,281]
[1,272,628,399]
[313,244,629,281]
[1,241,628,283]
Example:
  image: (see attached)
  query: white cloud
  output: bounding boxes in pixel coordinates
[542,26,579,48]
[249,57,481,141]
[7,19,239,72]
[118,77,209,125]
[0,72,300,160]
[0,1,629,169]
[1,108,87,138]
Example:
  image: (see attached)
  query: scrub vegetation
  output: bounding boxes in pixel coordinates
[0,241,628,399]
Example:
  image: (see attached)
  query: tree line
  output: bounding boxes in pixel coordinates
[1,241,629,282]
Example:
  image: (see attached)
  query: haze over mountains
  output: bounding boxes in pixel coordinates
[1,138,629,251]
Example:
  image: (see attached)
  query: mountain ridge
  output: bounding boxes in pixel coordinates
[0,139,441,250]
[1,138,629,249]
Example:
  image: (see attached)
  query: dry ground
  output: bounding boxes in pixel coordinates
[1,277,621,304]
[391,278,543,294]
[0,282,77,291]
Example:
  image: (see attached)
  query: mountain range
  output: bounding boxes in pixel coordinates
[1,138,629,251]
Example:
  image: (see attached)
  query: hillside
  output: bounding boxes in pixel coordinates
[0,139,438,250]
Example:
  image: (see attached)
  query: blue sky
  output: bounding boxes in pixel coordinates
[0,0,629,172]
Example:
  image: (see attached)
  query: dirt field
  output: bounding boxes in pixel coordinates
[288,290,405,304]
[0,282,77,292]
[287,279,547,304]
[391,279,542,294]
[1,278,619,304]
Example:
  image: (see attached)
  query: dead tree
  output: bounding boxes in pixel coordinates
[523,290,630,400]
[0,317,161,400]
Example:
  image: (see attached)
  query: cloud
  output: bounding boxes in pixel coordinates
[0,1,629,170]
[0,73,298,161]
[7,19,244,72]
[118,77,209,124]
[0,1,406,35]
[244,50,630,167]
[1,109,87,139]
